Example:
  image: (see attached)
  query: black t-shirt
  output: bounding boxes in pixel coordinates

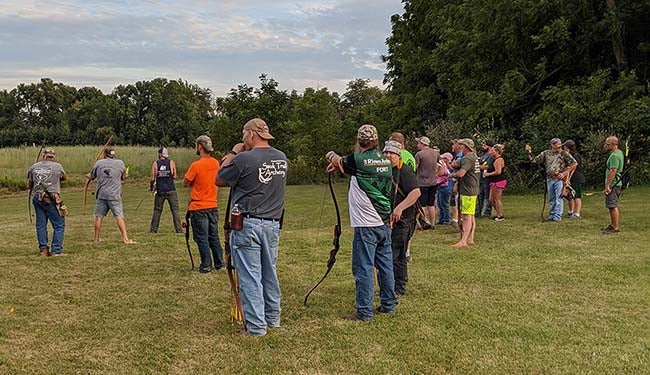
[390,163,419,219]
[570,152,586,184]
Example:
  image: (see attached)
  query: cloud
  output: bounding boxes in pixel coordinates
[0,0,404,95]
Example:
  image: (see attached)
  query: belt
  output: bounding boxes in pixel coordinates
[245,214,280,222]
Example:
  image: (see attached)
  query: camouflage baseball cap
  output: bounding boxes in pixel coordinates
[383,140,402,155]
[196,135,214,152]
[357,124,378,143]
[43,148,55,157]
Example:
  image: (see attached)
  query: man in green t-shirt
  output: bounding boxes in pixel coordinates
[602,136,624,234]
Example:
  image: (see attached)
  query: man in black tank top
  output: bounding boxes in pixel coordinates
[149,148,183,233]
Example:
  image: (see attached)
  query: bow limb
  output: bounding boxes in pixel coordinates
[223,191,246,329]
[28,141,46,223]
[83,135,113,212]
[304,172,342,306]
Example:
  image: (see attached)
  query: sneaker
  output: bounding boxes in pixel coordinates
[375,306,396,314]
[198,267,212,273]
[493,216,505,222]
[600,224,614,232]
[451,221,459,229]
[602,227,620,234]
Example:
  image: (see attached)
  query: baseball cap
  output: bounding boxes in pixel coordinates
[159,147,169,158]
[441,152,453,161]
[104,147,116,158]
[383,140,402,155]
[43,148,55,158]
[457,138,475,151]
[196,135,214,152]
[563,139,575,148]
[244,118,274,140]
[357,124,378,143]
[550,137,561,145]
[416,136,431,146]
[483,140,494,147]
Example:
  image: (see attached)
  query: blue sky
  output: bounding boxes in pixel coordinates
[0,0,403,96]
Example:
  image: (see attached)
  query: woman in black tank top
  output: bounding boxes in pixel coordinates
[484,144,506,221]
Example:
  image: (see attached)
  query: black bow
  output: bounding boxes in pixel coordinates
[304,172,342,306]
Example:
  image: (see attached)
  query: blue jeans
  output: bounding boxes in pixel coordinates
[436,184,451,224]
[546,179,564,221]
[352,225,397,320]
[476,182,492,217]
[231,217,281,336]
[33,195,65,254]
[190,209,224,271]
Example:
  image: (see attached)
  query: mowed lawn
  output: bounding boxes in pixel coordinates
[0,183,649,374]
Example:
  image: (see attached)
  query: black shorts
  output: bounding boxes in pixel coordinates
[418,185,437,207]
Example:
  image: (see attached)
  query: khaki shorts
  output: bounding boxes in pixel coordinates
[461,195,477,215]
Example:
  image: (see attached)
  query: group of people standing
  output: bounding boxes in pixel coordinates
[26,119,627,336]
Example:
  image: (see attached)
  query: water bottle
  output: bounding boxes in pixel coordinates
[231,204,243,230]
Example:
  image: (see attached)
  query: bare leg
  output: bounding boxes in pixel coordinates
[574,198,582,217]
[116,216,136,244]
[609,207,619,230]
[94,216,103,242]
[427,206,436,227]
[453,214,473,247]
[467,215,476,244]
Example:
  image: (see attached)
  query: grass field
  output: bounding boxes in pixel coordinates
[1,183,649,374]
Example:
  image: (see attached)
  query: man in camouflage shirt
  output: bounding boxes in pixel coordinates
[526,138,576,222]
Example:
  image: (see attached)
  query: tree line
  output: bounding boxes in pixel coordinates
[1,0,649,186]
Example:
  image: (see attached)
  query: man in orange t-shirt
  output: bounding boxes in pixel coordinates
[184,135,224,273]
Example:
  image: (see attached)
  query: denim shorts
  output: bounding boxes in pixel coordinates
[95,199,124,217]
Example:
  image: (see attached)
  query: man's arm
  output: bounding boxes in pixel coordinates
[150,161,157,190]
[170,160,177,179]
[392,188,421,223]
[325,151,344,174]
[604,167,618,194]
[449,168,467,179]
[216,143,246,187]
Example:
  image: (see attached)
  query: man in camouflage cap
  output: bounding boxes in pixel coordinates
[325,124,397,321]
[27,147,68,256]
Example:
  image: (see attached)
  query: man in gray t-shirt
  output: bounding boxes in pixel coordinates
[449,138,480,248]
[27,148,67,256]
[88,147,135,244]
[414,136,440,228]
[216,118,287,337]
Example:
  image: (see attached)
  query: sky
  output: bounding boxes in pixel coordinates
[0,0,404,97]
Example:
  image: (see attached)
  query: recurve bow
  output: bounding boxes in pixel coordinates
[223,191,246,329]
[28,141,46,223]
[304,172,342,306]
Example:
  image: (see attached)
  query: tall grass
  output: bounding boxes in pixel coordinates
[0,146,204,193]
